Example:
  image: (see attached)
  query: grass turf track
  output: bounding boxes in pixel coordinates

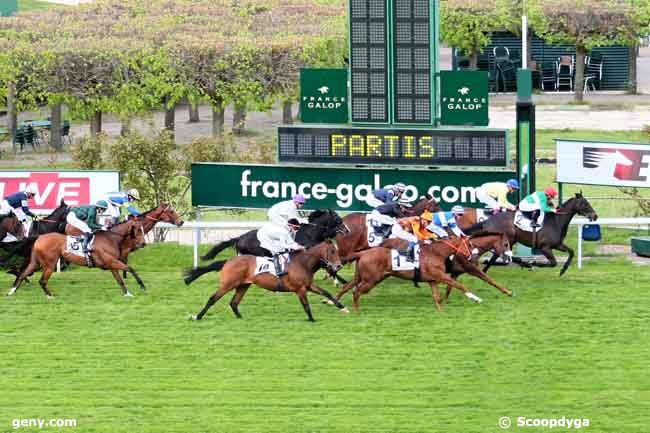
[0,243,648,433]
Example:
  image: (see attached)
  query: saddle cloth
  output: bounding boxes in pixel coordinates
[254,255,289,277]
[2,233,18,243]
[476,209,490,223]
[390,245,421,271]
[66,236,95,257]
[365,214,387,247]
[514,211,545,232]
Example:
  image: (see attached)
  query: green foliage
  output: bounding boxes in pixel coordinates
[440,0,500,68]
[110,130,187,210]
[71,133,110,169]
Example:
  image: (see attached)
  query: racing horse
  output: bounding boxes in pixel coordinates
[200,209,346,260]
[28,199,70,237]
[187,241,345,322]
[7,218,147,298]
[331,232,511,312]
[465,192,598,276]
[0,214,25,241]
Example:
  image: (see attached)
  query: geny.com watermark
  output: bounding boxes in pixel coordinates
[499,416,590,429]
[12,418,76,429]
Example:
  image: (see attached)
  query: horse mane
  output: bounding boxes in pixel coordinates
[469,230,503,239]
[45,200,69,219]
[307,209,328,223]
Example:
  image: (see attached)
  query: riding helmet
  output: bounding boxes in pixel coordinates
[506,179,520,189]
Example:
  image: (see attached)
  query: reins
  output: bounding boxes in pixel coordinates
[438,236,472,259]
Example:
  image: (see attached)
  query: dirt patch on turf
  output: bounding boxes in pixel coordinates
[596,244,650,265]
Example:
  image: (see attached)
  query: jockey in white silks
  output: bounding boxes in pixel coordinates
[257,218,304,276]
[267,194,306,226]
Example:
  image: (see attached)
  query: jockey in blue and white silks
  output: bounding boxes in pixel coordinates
[366,183,407,226]
[106,188,142,224]
[426,206,465,239]
[0,186,38,222]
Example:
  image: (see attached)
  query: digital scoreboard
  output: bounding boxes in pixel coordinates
[278,126,508,167]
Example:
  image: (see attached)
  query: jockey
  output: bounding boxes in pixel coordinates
[268,194,305,227]
[107,188,142,225]
[425,206,465,239]
[518,186,558,227]
[257,218,305,276]
[66,200,108,254]
[476,179,519,213]
[0,185,38,223]
[395,210,436,262]
[366,183,407,227]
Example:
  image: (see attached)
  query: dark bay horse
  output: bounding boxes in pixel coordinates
[201,209,346,260]
[0,214,25,241]
[187,241,345,322]
[466,193,598,275]
[7,219,147,298]
[28,200,70,237]
[332,233,511,312]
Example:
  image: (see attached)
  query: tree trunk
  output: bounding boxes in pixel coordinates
[628,44,638,94]
[7,82,17,140]
[232,104,247,135]
[90,111,102,135]
[50,103,63,151]
[527,31,534,66]
[469,52,479,70]
[282,101,293,124]
[188,103,200,123]
[164,97,175,142]
[211,103,225,138]
[574,48,586,102]
[120,117,131,136]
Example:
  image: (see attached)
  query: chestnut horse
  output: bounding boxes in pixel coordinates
[187,241,345,322]
[7,219,147,298]
[333,233,511,312]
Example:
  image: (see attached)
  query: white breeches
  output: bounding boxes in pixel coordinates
[369,209,395,226]
[66,212,92,234]
[365,196,384,208]
[475,188,500,210]
[391,223,418,243]
[518,200,540,212]
[257,225,291,254]
[107,202,121,219]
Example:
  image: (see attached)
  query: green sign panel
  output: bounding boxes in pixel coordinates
[0,0,17,16]
[192,163,516,211]
[300,68,348,124]
[440,71,489,126]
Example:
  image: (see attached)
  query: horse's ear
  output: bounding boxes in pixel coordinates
[60,199,66,207]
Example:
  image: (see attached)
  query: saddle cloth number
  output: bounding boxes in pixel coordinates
[366,215,385,247]
[66,236,86,257]
[390,245,420,271]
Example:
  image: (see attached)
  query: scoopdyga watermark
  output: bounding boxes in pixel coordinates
[499,416,590,429]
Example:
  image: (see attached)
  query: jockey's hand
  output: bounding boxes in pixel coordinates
[31,215,39,221]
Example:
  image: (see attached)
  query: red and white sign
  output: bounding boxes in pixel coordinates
[557,140,650,187]
[0,171,120,213]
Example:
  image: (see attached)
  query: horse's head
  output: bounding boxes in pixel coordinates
[309,209,349,237]
[128,221,147,250]
[469,231,511,258]
[318,240,342,272]
[155,203,184,227]
[563,192,598,221]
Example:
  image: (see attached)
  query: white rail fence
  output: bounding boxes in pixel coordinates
[156,218,650,269]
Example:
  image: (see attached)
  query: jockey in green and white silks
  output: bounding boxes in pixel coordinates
[67,200,109,254]
[518,187,558,226]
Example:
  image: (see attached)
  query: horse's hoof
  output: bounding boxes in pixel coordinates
[321,298,330,304]
[46,295,55,300]
[340,307,350,314]
[188,314,199,321]
[6,288,16,296]
[124,292,134,297]
[140,286,147,292]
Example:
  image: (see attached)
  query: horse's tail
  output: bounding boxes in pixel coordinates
[462,221,485,236]
[184,260,227,285]
[201,238,238,261]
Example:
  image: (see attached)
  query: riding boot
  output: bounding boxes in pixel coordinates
[273,254,287,277]
[82,232,94,267]
[407,241,417,262]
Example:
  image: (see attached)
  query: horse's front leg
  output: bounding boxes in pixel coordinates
[110,269,132,297]
[309,283,349,313]
[458,257,513,297]
[531,247,558,269]
[296,286,315,322]
[555,243,574,276]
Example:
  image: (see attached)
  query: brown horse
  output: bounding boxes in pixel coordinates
[7,219,147,298]
[333,233,511,312]
[66,203,184,277]
[188,241,345,322]
[0,214,25,241]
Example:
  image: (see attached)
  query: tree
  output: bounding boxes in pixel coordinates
[533,0,637,101]
[440,0,501,69]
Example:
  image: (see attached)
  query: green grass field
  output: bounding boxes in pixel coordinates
[1,243,648,433]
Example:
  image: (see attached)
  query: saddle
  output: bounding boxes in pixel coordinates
[514,211,545,232]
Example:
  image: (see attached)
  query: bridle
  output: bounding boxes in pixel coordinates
[439,236,473,259]
[318,241,341,272]
[143,204,171,223]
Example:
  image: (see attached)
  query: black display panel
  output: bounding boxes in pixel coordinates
[393,0,431,124]
[349,0,389,123]
[278,126,508,167]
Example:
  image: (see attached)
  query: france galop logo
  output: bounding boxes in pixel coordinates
[318,86,329,94]
[458,86,470,95]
